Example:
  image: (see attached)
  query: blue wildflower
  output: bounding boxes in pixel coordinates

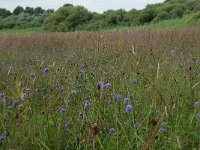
[64,124,69,131]
[43,67,49,73]
[124,98,130,104]
[13,100,19,107]
[0,135,5,142]
[30,73,36,78]
[84,102,91,109]
[132,79,137,84]
[7,106,12,111]
[71,90,77,95]
[109,128,116,134]
[161,122,167,127]
[194,102,199,107]
[60,108,67,114]
[107,100,113,105]
[79,112,84,117]
[126,105,133,112]
[21,93,26,101]
[116,95,122,101]
[161,128,167,133]
[97,81,104,89]
[105,83,112,88]
[78,69,84,75]
[0,93,4,98]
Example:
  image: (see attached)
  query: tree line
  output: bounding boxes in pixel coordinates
[0,0,200,31]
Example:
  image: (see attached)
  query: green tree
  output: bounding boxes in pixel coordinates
[0,8,12,18]
[24,7,34,15]
[34,7,45,16]
[13,6,24,15]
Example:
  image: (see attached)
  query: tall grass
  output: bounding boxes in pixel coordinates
[0,30,200,149]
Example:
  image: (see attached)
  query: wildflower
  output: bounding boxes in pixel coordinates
[116,95,122,101]
[97,81,104,89]
[30,73,36,78]
[161,121,167,127]
[79,112,84,117]
[194,102,199,107]
[105,83,112,88]
[7,106,12,111]
[107,100,113,105]
[78,69,84,75]
[43,67,49,73]
[195,113,200,118]
[84,102,91,109]
[109,128,116,134]
[126,105,133,112]
[60,108,67,114]
[132,79,137,84]
[13,100,19,107]
[161,128,167,133]
[110,93,115,97]
[0,135,5,142]
[64,124,69,131]
[124,98,130,104]
[71,90,77,95]
[21,93,26,101]
[0,93,4,98]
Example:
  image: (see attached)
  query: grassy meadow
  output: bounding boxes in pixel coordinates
[0,30,200,149]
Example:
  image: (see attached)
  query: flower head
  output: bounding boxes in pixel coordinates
[109,128,116,134]
[21,93,26,101]
[30,73,36,78]
[97,81,104,89]
[13,100,19,107]
[107,100,113,105]
[132,79,137,85]
[60,107,67,114]
[0,135,5,142]
[64,124,69,131]
[161,128,167,133]
[0,93,4,98]
[124,98,130,104]
[126,105,133,112]
[7,106,12,111]
[116,95,122,101]
[84,102,91,109]
[71,90,77,95]
[161,121,167,127]
[105,83,112,88]
[79,112,84,117]
[194,101,199,107]
[43,67,49,73]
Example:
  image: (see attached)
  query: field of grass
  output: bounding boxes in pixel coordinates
[0,30,200,149]
[0,27,46,35]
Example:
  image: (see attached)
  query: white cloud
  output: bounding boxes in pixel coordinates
[0,0,165,13]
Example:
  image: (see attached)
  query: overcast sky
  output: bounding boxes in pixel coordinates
[0,0,165,13]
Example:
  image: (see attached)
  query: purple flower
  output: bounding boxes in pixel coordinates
[195,113,200,118]
[21,93,26,101]
[0,135,5,142]
[124,98,130,104]
[116,95,122,101]
[126,105,133,112]
[132,79,137,84]
[105,83,112,88]
[13,100,19,107]
[97,81,104,89]
[109,128,116,134]
[161,122,167,127]
[30,73,36,78]
[107,100,113,105]
[79,112,84,117]
[84,102,91,109]
[43,67,49,73]
[71,90,77,95]
[64,124,69,131]
[161,128,167,133]
[7,106,12,111]
[78,69,84,75]
[60,108,67,114]
[0,93,4,98]
[110,93,115,97]
[194,102,199,107]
